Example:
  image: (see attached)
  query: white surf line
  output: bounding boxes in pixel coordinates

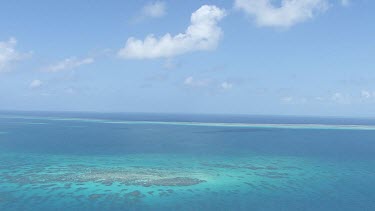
[102,121,375,130]
[0,115,105,123]
[1,121,48,125]
[2,115,375,130]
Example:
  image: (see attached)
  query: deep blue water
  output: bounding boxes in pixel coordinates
[0,112,375,210]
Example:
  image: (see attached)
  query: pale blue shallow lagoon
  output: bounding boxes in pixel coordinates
[1,112,375,211]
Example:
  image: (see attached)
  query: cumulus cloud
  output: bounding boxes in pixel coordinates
[29,79,42,89]
[43,57,94,72]
[234,0,329,28]
[119,5,226,59]
[0,37,27,72]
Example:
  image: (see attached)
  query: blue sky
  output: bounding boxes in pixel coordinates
[0,0,374,117]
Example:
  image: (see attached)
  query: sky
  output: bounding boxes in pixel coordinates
[0,0,374,117]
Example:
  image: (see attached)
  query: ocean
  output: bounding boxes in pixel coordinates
[0,112,375,210]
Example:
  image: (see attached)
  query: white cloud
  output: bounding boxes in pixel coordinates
[131,1,167,23]
[119,5,226,59]
[281,96,307,104]
[0,37,26,72]
[163,58,181,69]
[315,96,324,101]
[281,96,294,103]
[183,76,235,92]
[65,88,75,94]
[184,76,211,88]
[142,1,166,18]
[361,90,371,99]
[221,81,233,89]
[340,0,350,7]
[184,76,194,85]
[234,0,329,28]
[360,90,375,100]
[30,79,42,89]
[332,92,342,100]
[43,57,94,72]
[281,90,375,105]
[331,92,351,104]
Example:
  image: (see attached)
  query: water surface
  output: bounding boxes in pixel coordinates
[0,113,375,210]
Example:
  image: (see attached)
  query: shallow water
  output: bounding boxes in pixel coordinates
[0,113,375,210]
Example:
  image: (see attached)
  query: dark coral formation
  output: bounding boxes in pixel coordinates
[89,194,104,200]
[254,172,289,179]
[200,161,301,179]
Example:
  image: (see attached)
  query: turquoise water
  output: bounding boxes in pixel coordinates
[1,113,375,210]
